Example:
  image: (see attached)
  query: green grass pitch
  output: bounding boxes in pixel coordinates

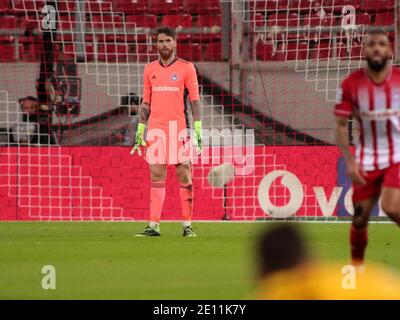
[0,222,399,299]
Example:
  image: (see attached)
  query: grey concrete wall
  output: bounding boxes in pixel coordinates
[198,61,360,145]
[0,63,143,127]
[1,61,358,145]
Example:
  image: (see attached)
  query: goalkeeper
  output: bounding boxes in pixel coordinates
[131,27,202,237]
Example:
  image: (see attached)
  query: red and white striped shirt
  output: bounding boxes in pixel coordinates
[335,66,400,171]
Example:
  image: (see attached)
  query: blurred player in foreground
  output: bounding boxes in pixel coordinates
[256,225,400,300]
[131,27,202,237]
[335,29,400,268]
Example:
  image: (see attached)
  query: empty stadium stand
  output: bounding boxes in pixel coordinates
[0,0,222,62]
[0,0,396,62]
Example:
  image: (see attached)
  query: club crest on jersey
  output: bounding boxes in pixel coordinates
[171,73,179,81]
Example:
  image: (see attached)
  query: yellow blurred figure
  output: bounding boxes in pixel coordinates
[255,225,400,300]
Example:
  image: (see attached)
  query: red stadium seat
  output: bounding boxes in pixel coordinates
[150,0,180,14]
[334,0,361,6]
[0,35,14,43]
[286,41,308,60]
[12,0,45,12]
[337,41,363,61]
[86,0,112,13]
[0,44,17,62]
[19,35,42,61]
[125,15,157,43]
[56,0,76,13]
[114,0,148,14]
[126,14,157,28]
[162,14,192,28]
[90,14,124,42]
[182,0,220,14]
[287,12,300,28]
[311,41,333,60]
[267,13,299,28]
[136,43,158,62]
[248,1,265,11]
[20,42,38,61]
[332,0,361,7]
[274,42,286,61]
[250,13,265,28]
[85,44,95,61]
[256,40,274,61]
[303,13,335,41]
[58,14,76,39]
[337,42,348,60]
[304,13,336,28]
[0,15,17,29]
[325,0,360,14]
[375,12,394,26]
[250,0,289,12]
[267,13,286,27]
[289,0,329,13]
[91,14,123,29]
[177,43,202,61]
[63,43,76,60]
[266,12,301,40]
[203,41,222,61]
[17,14,40,29]
[197,14,222,27]
[349,42,363,60]
[98,43,129,62]
[0,0,10,13]
[356,13,371,26]
[162,14,192,42]
[191,14,222,43]
[0,15,17,42]
[362,0,394,12]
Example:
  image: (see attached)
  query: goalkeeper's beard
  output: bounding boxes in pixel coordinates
[159,48,174,60]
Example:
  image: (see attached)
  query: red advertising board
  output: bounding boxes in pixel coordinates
[0,146,355,220]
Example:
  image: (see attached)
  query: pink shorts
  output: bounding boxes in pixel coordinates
[352,163,400,203]
[145,135,192,165]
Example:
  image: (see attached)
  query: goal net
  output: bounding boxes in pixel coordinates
[0,0,396,221]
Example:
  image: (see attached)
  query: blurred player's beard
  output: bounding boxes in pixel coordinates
[159,47,174,60]
[366,55,389,72]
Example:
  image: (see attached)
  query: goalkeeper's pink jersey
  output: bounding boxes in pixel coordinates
[142,57,199,137]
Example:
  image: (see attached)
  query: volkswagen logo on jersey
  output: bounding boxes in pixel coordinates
[171,73,179,81]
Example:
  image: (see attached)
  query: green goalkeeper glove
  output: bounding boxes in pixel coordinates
[193,120,203,153]
[130,123,147,156]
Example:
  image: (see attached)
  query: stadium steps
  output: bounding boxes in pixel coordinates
[5,150,124,220]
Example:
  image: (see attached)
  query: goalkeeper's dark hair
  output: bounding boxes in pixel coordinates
[155,26,176,40]
[258,224,308,277]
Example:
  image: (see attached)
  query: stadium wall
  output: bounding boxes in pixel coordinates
[1,61,341,145]
[0,63,134,125]
[0,145,384,221]
[198,61,349,145]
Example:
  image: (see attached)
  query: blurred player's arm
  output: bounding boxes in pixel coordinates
[139,102,150,124]
[335,116,354,164]
[131,67,151,155]
[190,99,201,122]
[140,65,152,125]
[334,82,366,185]
[186,64,202,152]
